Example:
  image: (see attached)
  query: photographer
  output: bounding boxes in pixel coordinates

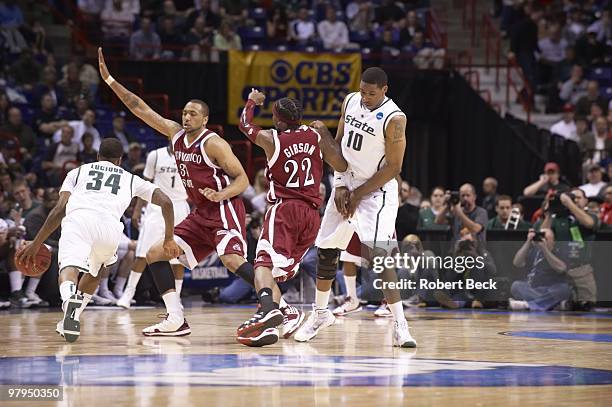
[400,234,439,307]
[510,228,571,311]
[435,183,488,245]
[541,188,599,310]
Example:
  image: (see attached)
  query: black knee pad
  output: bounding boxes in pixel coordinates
[149,261,175,293]
[317,248,340,280]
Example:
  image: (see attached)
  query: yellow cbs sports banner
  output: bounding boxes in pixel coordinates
[227,50,362,127]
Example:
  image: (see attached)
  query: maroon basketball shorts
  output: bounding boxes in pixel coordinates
[340,232,364,266]
[173,199,247,269]
[254,199,320,282]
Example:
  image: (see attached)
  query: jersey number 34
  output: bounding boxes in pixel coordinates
[86,170,121,195]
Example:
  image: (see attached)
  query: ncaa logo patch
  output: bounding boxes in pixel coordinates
[376,112,384,120]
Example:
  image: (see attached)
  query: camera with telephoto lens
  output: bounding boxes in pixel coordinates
[547,191,575,217]
[448,191,460,206]
[532,231,545,242]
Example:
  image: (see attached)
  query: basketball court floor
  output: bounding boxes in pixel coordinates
[1,302,611,406]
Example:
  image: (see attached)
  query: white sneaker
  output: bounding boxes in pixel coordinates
[142,315,191,337]
[294,305,335,342]
[509,298,530,310]
[92,294,114,305]
[26,292,50,307]
[392,319,417,348]
[98,290,118,304]
[62,294,83,343]
[374,300,393,318]
[332,296,362,316]
[280,304,305,339]
[117,288,135,309]
[55,320,64,337]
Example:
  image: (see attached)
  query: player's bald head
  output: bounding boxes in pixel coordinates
[98,138,124,164]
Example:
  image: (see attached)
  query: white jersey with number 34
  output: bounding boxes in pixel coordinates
[341,92,406,184]
[60,161,158,221]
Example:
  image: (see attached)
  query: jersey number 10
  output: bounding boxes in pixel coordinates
[86,170,121,195]
[346,130,363,151]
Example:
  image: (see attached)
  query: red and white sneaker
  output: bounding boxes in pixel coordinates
[333,296,363,316]
[280,304,305,339]
[142,315,191,337]
[374,300,393,318]
[236,308,284,347]
[237,328,280,347]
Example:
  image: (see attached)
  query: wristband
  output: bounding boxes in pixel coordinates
[333,171,348,188]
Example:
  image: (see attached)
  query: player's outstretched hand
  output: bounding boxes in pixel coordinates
[98,47,111,83]
[334,187,351,219]
[199,187,226,202]
[15,241,39,267]
[162,239,182,259]
[248,88,265,105]
[309,120,326,131]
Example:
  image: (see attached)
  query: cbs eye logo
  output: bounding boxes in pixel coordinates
[270,60,293,84]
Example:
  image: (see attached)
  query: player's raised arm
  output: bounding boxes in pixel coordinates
[347,114,407,216]
[16,191,70,266]
[310,121,347,172]
[238,88,275,159]
[199,136,250,202]
[98,48,181,139]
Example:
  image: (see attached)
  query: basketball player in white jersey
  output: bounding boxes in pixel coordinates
[116,142,190,309]
[294,67,417,347]
[17,139,181,342]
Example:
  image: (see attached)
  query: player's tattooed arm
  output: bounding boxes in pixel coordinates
[200,136,250,202]
[98,48,181,139]
[346,115,406,217]
[16,192,70,266]
[310,121,348,172]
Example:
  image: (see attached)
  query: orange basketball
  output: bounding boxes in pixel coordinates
[15,244,52,277]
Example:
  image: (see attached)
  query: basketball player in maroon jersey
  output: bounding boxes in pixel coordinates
[98,48,296,336]
[235,89,348,346]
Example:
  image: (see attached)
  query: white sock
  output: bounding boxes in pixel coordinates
[74,292,92,320]
[344,275,358,301]
[99,277,110,293]
[315,289,330,310]
[25,277,41,296]
[388,301,406,322]
[175,280,183,297]
[9,271,23,292]
[59,281,76,303]
[162,291,183,319]
[114,276,127,293]
[125,270,142,291]
[279,297,288,309]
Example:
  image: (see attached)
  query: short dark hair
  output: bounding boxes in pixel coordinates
[82,132,93,141]
[188,99,209,117]
[497,195,512,205]
[99,138,124,160]
[274,97,302,124]
[361,67,388,88]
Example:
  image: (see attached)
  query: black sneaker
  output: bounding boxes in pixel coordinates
[236,308,283,347]
[62,294,84,343]
[9,290,32,309]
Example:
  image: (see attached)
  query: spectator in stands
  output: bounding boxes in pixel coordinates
[184,15,213,61]
[396,180,419,241]
[562,7,585,45]
[575,81,608,119]
[61,56,100,101]
[575,26,607,66]
[219,0,248,26]
[9,50,41,91]
[601,185,612,226]
[290,7,317,46]
[267,6,289,45]
[580,117,611,164]
[436,183,488,245]
[33,66,63,108]
[105,111,135,153]
[213,20,242,51]
[509,6,541,97]
[186,0,219,30]
[523,162,570,197]
[405,30,445,69]
[581,164,607,197]
[586,8,611,44]
[487,195,531,230]
[0,0,28,53]
[78,0,106,16]
[160,0,188,31]
[58,62,91,108]
[42,125,79,187]
[318,6,351,52]
[537,22,568,87]
[375,0,403,24]
[101,0,136,42]
[509,227,571,311]
[481,177,499,219]
[122,142,145,174]
[346,0,374,32]
[559,64,588,105]
[77,133,98,164]
[52,109,101,151]
[418,186,446,230]
[2,107,36,159]
[158,15,183,58]
[12,179,40,218]
[550,103,578,142]
[399,10,423,46]
[33,93,66,141]
[250,169,268,216]
[130,15,162,60]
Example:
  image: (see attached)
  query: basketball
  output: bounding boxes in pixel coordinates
[15,243,52,277]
